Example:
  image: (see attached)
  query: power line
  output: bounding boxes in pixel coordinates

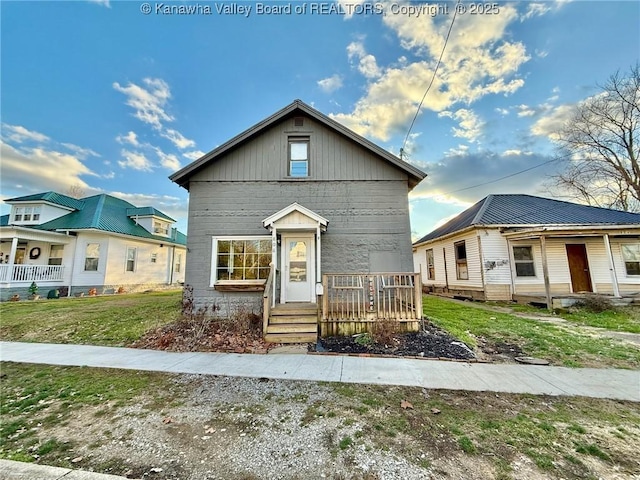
[400,0,461,160]
[441,158,560,196]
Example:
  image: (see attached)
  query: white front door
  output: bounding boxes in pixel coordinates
[282,234,314,303]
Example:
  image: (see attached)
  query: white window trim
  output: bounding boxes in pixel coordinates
[426,248,435,281]
[454,241,468,281]
[84,243,100,272]
[513,245,537,278]
[210,235,272,287]
[621,242,640,277]
[125,247,137,273]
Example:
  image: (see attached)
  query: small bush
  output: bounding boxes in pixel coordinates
[371,318,399,346]
[573,294,615,314]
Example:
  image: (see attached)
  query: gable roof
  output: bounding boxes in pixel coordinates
[5,191,85,211]
[170,99,426,190]
[3,193,186,246]
[126,207,176,222]
[414,194,640,245]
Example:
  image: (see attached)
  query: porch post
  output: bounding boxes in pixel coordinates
[540,235,552,311]
[316,225,321,283]
[271,227,277,307]
[603,234,621,298]
[8,237,18,265]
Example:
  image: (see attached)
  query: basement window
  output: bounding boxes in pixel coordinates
[454,241,468,280]
[513,246,536,277]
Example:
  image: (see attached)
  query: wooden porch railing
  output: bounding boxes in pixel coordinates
[262,263,276,334]
[0,265,65,283]
[322,272,422,321]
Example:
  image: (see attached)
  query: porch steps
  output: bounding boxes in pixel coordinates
[265,303,318,344]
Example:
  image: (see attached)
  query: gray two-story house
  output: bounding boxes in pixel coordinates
[170,100,426,342]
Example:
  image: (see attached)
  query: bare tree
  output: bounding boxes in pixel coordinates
[66,184,86,199]
[546,64,640,212]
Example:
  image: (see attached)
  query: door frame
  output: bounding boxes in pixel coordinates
[280,232,315,303]
[566,243,593,293]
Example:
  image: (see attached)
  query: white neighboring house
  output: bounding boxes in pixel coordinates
[413,194,640,307]
[0,192,187,300]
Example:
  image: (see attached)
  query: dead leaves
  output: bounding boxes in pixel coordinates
[400,400,414,410]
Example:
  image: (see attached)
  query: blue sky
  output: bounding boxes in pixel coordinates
[1,0,639,239]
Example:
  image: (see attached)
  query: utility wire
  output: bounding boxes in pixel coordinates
[400,0,461,160]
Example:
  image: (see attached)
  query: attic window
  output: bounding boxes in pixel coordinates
[294,117,304,127]
[288,137,309,177]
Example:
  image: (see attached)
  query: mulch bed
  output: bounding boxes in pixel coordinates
[311,322,477,360]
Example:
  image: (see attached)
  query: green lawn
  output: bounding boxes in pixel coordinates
[423,295,640,369]
[0,290,182,346]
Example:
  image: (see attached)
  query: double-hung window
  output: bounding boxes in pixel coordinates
[426,249,435,280]
[48,245,64,266]
[513,246,536,277]
[454,241,468,280]
[126,247,137,272]
[289,138,309,177]
[213,237,272,284]
[84,243,100,271]
[622,244,640,276]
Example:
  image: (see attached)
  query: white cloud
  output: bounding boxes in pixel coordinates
[0,141,95,196]
[347,41,382,79]
[118,149,154,172]
[531,104,575,140]
[1,124,50,143]
[61,143,100,159]
[113,78,174,129]
[502,149,523,156]
[495,108,509,116]
[317,74,344,93]
[330,3,529,141]
[155,147,181,171]
[521,3,552,20]
[88,0,111,7]
[160,128,195,149]
[438,109,484,142]
[517,105,536,117]
[116,131,140,147]
[183,150,206,161]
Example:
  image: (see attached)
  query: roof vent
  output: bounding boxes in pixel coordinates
[294,117,304,127]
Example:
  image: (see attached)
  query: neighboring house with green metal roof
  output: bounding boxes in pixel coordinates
[413,194,640,308]
[0,192,187,301]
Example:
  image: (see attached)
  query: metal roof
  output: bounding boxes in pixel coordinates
[414,194,640,245]
[126,207,176,222]
[2,193,186,246]
[5,191,85,210]
[169,99,426,190]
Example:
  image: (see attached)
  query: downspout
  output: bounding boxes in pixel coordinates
[168,245,175,285]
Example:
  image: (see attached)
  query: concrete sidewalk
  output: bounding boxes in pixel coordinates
[1,341,638,401]
[0,459,131,480]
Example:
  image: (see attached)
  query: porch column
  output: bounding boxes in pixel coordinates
[271,227,277,307]
[316,226,321,283]
[8,237,18,265]
[540,236,552,311]
[603,234,621,297]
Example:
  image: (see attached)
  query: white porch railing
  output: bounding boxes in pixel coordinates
[0,265,65,283]
[322,272,422,321]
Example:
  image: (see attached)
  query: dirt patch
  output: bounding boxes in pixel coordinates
[15,375,639,480]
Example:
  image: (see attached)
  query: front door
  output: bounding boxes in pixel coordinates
[282,235,314,303]
[566,244,593,293]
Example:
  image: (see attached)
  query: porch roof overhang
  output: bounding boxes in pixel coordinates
[0,225,73,243]
[262,203,328,232]
[501,224,640,241]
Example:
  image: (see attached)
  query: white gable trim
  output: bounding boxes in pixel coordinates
[262,202,328,231]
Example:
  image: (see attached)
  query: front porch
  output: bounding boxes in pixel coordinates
[0,264,66,284]
[263,270,423,343]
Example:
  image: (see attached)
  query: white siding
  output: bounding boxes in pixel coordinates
[479,229,511,285]
[72,233,109,287]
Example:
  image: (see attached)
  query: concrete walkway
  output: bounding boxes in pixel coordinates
[1,341,638,401]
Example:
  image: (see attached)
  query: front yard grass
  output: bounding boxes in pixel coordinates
[0,291,181,346]
[423,295,640,369]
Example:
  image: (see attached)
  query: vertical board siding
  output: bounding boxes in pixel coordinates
[189,116,407,183]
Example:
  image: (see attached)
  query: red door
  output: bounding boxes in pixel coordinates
[566,244,592,293]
